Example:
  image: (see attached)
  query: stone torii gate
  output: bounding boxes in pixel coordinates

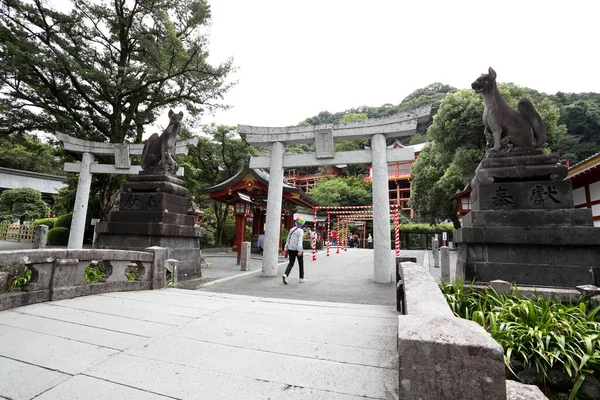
[239,105,430,283]
[55,132,197,249]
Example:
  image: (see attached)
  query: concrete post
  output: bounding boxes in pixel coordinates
[262,141,285,277]
[33,224,48,249]
[68,152,94,249]
[240,241,251,271]
[371,133,393,283]
[146,246,167,289]
[440,246,450,282]
[432,238,440,268]
[166,259,179,285]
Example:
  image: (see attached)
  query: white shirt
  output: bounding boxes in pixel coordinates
[286,226,304,252]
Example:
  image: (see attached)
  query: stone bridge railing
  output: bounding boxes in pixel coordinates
[395,258,546,400]
[0,247,175,311]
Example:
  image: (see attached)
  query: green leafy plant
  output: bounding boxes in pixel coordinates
[7,266,32,292]
[125,265,140,281]
[440,279,600,399]
[31,217,57,230]
[85,262,105,283]
[54,213,73,229]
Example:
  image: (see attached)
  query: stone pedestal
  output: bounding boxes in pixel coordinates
[455,153,600,288]
[96,174,202,279]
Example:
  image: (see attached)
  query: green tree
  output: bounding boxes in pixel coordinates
[0,188,50,223]
[179,125,258,246]
[310,177,371,207]
[0,0,234,143]
[410,85,568,227]
[0,134,63,175]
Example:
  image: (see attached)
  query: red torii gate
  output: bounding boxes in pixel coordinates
[311,205,402,260]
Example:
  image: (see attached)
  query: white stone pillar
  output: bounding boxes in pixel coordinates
[371,133,393,283]
[262,142,285,276]
[68,152,94,249]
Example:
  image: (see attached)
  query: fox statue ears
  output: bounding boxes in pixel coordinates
[168,109,184,118]
[488,67,497,80]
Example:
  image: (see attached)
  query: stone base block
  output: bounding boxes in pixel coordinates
[455,242,600,287]
[398,315,506,400]
[462,209,594,227]
[97,234,201,279]
[454,226,600,246]
[471,180,573,211]
[96,221,200,237]
[118,192,188,214]
[0,290,50,311]
[124,180,187,197]
[107,211,195,225]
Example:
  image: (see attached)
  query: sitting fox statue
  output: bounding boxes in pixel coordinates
[471,67,547,157]
[140,109,183,175]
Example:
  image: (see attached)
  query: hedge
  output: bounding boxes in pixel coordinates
[55,213,73,229]
[31,217,57,230]
[47,227,70,246]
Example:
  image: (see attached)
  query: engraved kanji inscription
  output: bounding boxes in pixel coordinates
[146,195,158,210]
[529,185,561,206]
[124,195,140,210]
[491,186,514,207]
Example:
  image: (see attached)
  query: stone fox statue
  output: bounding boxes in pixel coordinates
[471,67,547,155]
[141,109,183,175]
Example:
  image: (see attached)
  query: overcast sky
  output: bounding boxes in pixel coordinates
[202,0,600,128]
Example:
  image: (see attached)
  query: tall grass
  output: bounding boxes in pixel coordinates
[440,280,600,399]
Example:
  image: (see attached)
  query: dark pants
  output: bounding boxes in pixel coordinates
[284,250,304,279]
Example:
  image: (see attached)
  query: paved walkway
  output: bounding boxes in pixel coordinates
[0,248,423,400]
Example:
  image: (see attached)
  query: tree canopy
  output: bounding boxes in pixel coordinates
[0,0,234,143]
[309,176,372,207]
[0,187,50,223]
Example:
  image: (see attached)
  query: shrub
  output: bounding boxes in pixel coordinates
[440,279,600,399]
[303,239,323,250]
[200,229,215,248]
[47,227,69,245]
[31,217,57,230]
[55,213,73,229]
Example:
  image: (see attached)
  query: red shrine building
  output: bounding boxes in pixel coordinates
[204,166,317,262]
[567,151,600,227]
[364,141,426,218]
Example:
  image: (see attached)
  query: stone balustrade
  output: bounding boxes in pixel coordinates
[396,258,547,400]
[0,247,169,311]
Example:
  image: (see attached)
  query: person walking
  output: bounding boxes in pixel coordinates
[256,231,265,253]
[282,216,306,284]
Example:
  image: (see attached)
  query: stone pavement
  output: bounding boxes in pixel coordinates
[0,288,399,400]
[189,248,426,305]
[0,247,425,400]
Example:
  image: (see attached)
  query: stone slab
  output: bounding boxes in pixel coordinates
[0,324,117,374]
[471,180,573,211]
[94,292,216,318]
[0,249,67,266]
[85,353,366,400]
[123,335,398,398]
[108,210,195,225]
[128,174,186,186]
[96,221,199,236]
[0,357,70,400]
[397,315,506,400]
[124,180,188,196]
[66,249,154,262]
[51,281,151,301]
[401,261,453,317]
[454,226,600,246]
[0,289,50,311]
[35,375,171,400]
[53,296,194,326]
[461,209,594,227]
[466,243,600,267]
[506,380,549,400]
[184,310,396,350]
[15,303,172,337]
[465,261,598,287]
[170,317,397,369]
[0,310,143,351]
